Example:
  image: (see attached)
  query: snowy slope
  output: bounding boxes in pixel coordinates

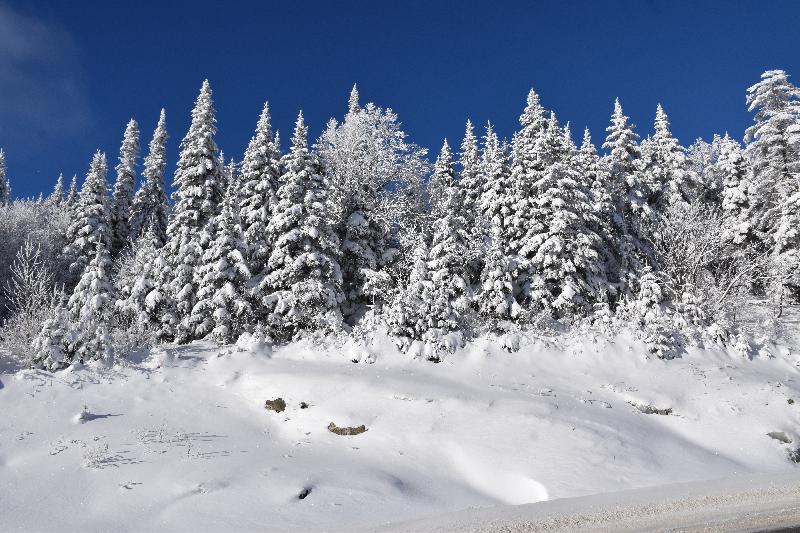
[2,330,800,531]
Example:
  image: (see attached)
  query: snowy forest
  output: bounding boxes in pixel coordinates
[0,69,798,369]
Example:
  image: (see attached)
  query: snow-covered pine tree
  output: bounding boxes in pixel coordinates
[162,80,225,343]
[744,70,800,260]
[386,241,435,352]
[638,104,690,211]
[66,175,79,207]
[427,139,456,219]
[110,119,140,256]
[458,120,482,220]
[129,109,169,245]
[478,124,513,249]
[63,151,111,285]
[115,220,166,336]
[0,149,10,205]
[262,112,344,340]
[506,89,548,256]
[478,216,519,330]
[48,174,65,205]
[718,134,751,244]
[518,113,607,318]
[189,185,251,343]
[66,241,115,364]
[603,98,644,219]
[576,128,620,274]
[240,102,281,312]
[628,266,673,359]
[348,83,360,115]
[426,183,472,352]
[31,304,76,371]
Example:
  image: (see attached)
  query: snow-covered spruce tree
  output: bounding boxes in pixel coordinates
[718,134,751,244]
[115,220,166,336]
[427,139,456,219]
[62,151,111,286]
[162,80,225,343]
[638,104,690,211]
[316,93,429,321]
[478,219,519,332]
[575,128,621,290]
[262,112,344,341]
[601,98,651,289]
[31,304,76,371]
[48,174,65,205]
[110,119,140,256]
[478,124,513,250]
[239,101,282,316]
[0,149,10,205]
[189,186,251,343]
[518,113,607,318]
[603,98,645,219]
[129,109,169,245]
[386,241,435,353]
[65,175,79,207]
[425,184,472,353]
[506,89,548,257]
[457,119,486,283]
[626,266,673,359]
[66,241,115,365]
[744,70,800,297]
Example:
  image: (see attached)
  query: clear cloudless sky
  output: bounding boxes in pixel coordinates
[1,0,800,199]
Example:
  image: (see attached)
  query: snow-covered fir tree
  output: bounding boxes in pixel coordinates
[458,119,482,220]
[63,151,111,285]
[66,241,115,364]
[627,266,673,359]
[48,174,65,205]
[427,139,456,219]
[261,112,344,340]
[31,304,75,371]
[744,70,800,295]
[161,80,225,343]
[603,98,644,219]
[129,109,169,245]
[110,119,140,255]
[239,101,282,314]
[717,134,751,244]
[517,113,608,317]
[638,104,690,211]
[65,174,79,207]
[0,149,10,205]
[478,124,513,248]
[189,186,251,343]
[115,221,166,336]
[425,183,472,351]
[386,242,435,352]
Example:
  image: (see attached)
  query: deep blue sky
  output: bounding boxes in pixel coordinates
[1,0,799,199]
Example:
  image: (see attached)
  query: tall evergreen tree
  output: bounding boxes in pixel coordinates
[262,112,344,340]
[638,104,690,210]
[603,98,644,218]
[110,119,141,255]
[190,185,251,343]
[518,113,607,317]
[240,102,282,317]
[427,139,456,219]
[66,175,79,207]
[48,174,65,205]
[115,221,166,336]
[130,109,169,244]
[718,134,751,244]
[63,151,111,284]
[478,124,513,250]
[348,83,360,115]
[162,80,225,343]
[458,120,482,218]
[0,149,10,205]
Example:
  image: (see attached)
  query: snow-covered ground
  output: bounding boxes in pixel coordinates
[2,330,800,531]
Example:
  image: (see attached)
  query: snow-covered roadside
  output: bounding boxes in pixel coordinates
[370,471,800,532]
[1,331,800,532]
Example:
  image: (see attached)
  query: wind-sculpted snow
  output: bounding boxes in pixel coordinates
[1,331,799,531]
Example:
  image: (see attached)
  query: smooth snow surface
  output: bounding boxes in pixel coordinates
[2,331,800,531]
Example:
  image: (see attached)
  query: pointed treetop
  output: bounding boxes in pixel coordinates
[654,103,671,138]
[291,111,308,151]
[520,88,546,129]
[348,84,360,115]
[256,101,273,137]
